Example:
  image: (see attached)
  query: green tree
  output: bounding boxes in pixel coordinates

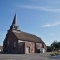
[50,40,60,51]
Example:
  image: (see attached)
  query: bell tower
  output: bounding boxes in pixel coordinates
[10,14,19,30]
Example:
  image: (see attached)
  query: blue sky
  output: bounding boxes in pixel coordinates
[0,0,60,46]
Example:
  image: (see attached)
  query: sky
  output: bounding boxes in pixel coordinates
[0,0,60,46]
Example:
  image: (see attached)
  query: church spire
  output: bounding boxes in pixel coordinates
[10,14,19,30]
[12,14,17,26]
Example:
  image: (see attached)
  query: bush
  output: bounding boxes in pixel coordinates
[50,51,59,56]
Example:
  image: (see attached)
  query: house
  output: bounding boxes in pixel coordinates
[0,46,3,52]
[3,14,47,54]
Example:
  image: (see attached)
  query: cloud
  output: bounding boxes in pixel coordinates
[17,5,60,12]
[50,33,55,36]
[40,22,60,28]
[52,1,60,4]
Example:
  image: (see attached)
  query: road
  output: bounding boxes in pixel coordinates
[0,53,60,60]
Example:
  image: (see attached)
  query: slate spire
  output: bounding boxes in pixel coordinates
[10,14,18,30]
[12,14,16,26]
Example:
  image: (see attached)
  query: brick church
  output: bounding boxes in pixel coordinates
[3,14,47,54]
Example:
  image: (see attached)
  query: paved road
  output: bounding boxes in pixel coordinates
[0,53,60,60]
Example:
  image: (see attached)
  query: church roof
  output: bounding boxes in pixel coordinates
[9,14,44,43]
[13,31,44,43]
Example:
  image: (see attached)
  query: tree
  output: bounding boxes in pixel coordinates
[47,46,51,52]
[57,42,60,49]
[50,40,60,51]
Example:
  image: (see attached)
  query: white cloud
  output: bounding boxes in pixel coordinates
[40,22,60,28]
[17,5,60,12]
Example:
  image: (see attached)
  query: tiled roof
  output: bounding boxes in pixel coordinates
[13,31,43,43]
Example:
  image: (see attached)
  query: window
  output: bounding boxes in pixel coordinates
[7,41,9,47]
[7,41,9,44]
[14,42,16,47]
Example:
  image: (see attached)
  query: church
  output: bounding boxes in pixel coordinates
[3,14,47,54]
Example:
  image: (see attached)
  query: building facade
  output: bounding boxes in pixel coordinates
[0,46,3,52]
[3,14,47,54]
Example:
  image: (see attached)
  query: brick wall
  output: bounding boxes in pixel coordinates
[25,41,35,54]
